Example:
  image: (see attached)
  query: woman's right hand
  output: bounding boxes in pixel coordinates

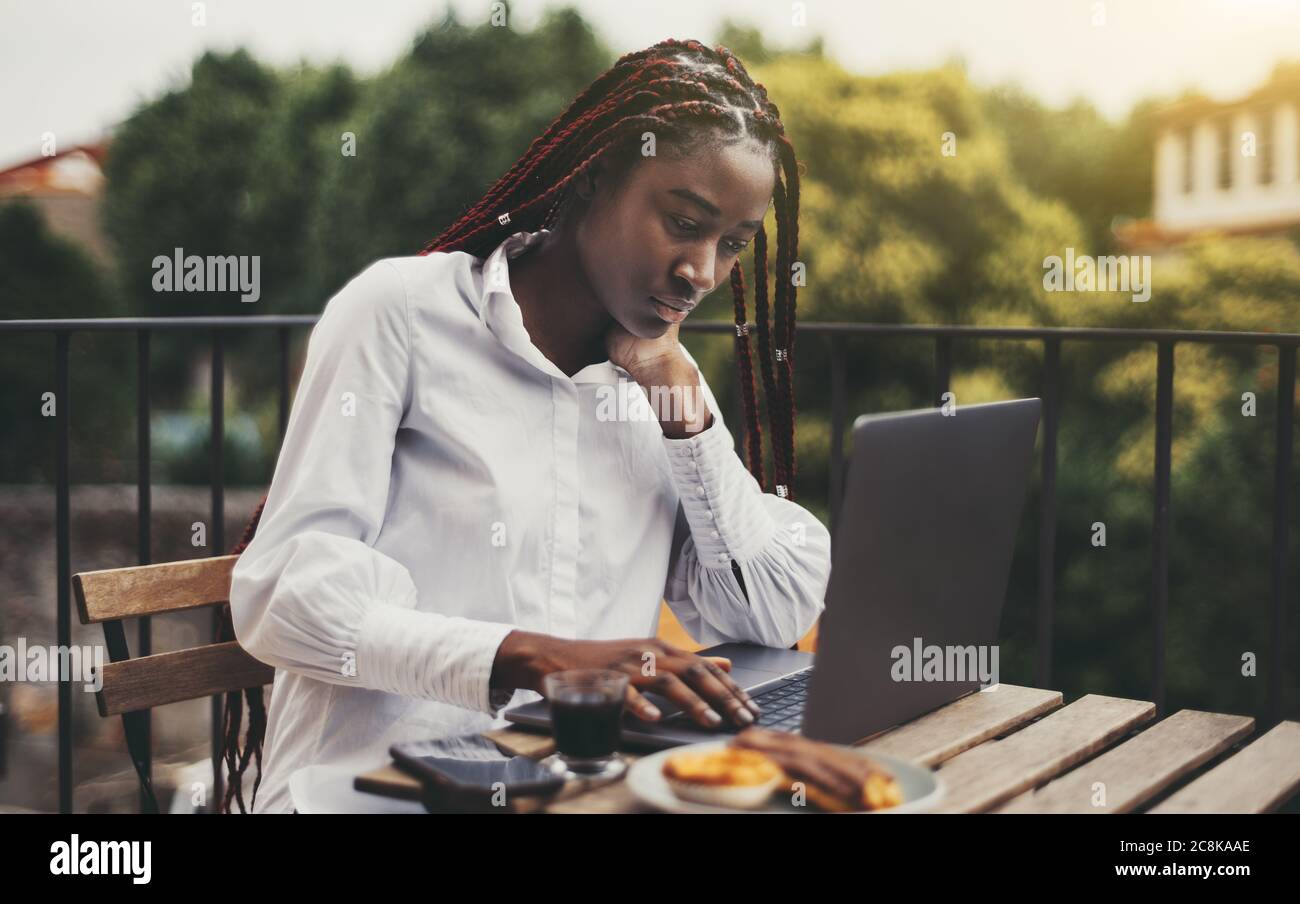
[491,630,760,729]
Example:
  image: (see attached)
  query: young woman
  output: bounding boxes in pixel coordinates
[223,38,830,814]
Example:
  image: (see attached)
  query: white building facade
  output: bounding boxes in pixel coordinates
[1153,70,1300,235]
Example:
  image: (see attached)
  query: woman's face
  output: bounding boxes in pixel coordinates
[572,138,777,339]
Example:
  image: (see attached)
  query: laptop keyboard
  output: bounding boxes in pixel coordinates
[719,667,812,733]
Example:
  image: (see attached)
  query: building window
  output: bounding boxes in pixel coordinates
[1218,117,1233,189]
[1258,106,1274,185]
[1182,126,1195,193]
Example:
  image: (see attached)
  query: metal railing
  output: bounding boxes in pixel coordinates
[3,316,309,814]
[1,316,1296,813]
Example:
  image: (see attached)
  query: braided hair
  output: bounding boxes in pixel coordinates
[217,38,802,813]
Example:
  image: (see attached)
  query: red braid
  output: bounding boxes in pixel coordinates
[730,261,764,486]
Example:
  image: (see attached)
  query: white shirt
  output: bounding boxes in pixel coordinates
[229,227,832,813]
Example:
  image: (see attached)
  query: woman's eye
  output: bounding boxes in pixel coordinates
[671,216,747,254]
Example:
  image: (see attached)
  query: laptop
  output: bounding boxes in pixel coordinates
[505,397,1042,749]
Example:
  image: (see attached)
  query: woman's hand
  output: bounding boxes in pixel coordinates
[492,630,760,729]
[604,319,683,378]
[603,320,715,438]
[731,726,901,810]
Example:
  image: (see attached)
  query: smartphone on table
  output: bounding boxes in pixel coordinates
[390,733,564,813]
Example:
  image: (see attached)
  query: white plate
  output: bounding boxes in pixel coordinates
[626,740,944,814]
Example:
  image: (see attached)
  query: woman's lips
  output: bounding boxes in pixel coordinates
[651,297,691,323]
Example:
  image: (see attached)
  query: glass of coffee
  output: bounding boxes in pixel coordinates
[539,669,630,781]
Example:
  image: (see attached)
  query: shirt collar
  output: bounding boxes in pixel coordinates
[475,227,550,324]
[474,227,630,386]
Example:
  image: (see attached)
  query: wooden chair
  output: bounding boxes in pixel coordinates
[73,554,274,813]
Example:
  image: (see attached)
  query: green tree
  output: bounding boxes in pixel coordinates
[101,48,281,318]
[0,201,132,481]
[302,7,611,300]
[983,86,1156,251]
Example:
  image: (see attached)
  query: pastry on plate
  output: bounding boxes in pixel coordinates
[661,746,785,809]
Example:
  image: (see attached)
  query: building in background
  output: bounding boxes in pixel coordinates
[1119,64,1300,251]
[0,139,112,265]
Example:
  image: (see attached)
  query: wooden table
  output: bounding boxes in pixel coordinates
[355,685,1300,813]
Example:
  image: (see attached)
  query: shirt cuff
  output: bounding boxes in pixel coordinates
[662,418,777,566]
[356,605,518,715]
[488,686,519,716]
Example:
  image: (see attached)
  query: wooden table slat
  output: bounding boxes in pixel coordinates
[930,694,1156,813]
[1147,720,1300,814]
[993,709,1255,814]
[858,684,1063,767]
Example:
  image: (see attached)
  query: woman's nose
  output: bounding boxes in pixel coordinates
[673,244,718,299]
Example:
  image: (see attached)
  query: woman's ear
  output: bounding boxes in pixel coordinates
[574,167,597,201]
[575,159,609,202]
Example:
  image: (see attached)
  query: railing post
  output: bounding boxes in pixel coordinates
[829,334,846,547]
[1268,344,1295,729]
[210,330,225,812]
[1037,338,1060,690]
[1151,341,1175,718]
[933,335,952,407]
[55,331,72,814]
[136,329,153,812]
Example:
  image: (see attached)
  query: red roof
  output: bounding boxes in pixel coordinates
[0,139,111,196]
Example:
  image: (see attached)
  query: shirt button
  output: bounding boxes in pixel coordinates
[716,552,729,563]
[706,510,715,520]
[695,485,706,496]
[710,529,720,539]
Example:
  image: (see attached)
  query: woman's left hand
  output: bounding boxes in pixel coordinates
[603,319,713,438]
[604,320,684,381]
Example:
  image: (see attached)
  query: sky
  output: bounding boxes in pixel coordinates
[2,0,1300,168]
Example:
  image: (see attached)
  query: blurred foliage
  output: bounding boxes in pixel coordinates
[983,87,1158,250]
[302,6,608,299]
[101,48,281,318]
[0,202,132,482]
[2,7,1297,720]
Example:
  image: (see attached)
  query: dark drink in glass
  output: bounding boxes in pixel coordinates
[541,670,629,780]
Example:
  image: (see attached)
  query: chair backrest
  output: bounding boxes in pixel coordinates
[73,554,274,718]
